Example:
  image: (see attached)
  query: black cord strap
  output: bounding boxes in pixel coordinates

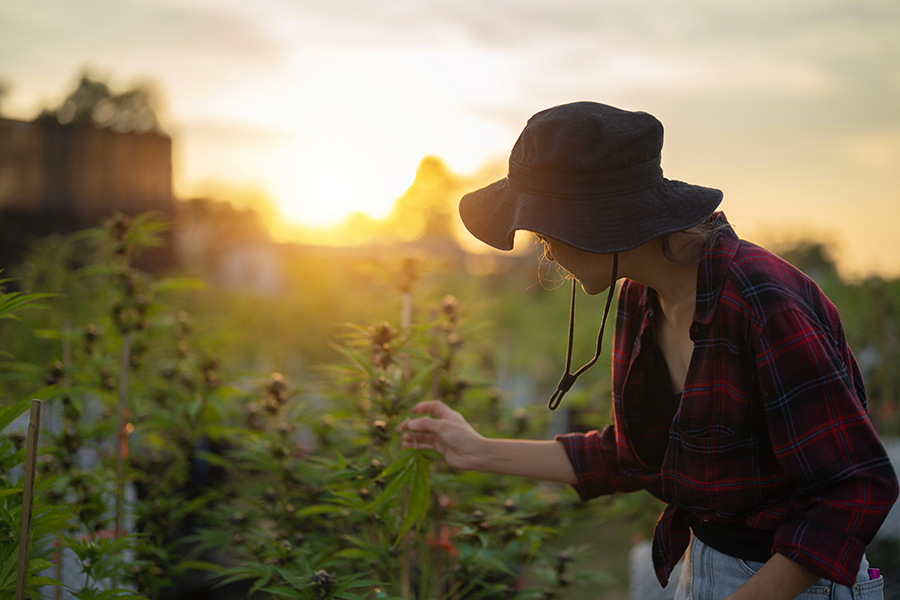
[548,253,619,411]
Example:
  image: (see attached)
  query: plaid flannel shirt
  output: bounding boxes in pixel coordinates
[556,213,899,588]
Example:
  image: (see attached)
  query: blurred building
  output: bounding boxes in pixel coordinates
[174,197,285,295]
[0,75,176,270]
[0,116,175,268]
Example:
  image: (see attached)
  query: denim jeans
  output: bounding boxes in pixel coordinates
[673,536,884,600]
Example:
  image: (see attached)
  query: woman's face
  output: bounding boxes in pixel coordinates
[539,236,617,295]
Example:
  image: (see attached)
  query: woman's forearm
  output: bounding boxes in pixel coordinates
[725,552,820,600]
[468,437,577,484]
[401,400,578,483]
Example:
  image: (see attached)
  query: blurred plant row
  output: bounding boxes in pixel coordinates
[0,214,610,599]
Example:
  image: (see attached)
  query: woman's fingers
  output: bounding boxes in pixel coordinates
[403,415,443,435]
[401,432,444,454]
[400,401,481,469]
[410,400,454,418]
[402,431,437,445]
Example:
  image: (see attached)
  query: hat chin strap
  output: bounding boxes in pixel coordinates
[547,253,619,411]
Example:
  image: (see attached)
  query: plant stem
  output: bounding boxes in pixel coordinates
[400,288,413,598]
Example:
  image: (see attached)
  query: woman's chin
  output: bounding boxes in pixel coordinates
[580,281,608,296]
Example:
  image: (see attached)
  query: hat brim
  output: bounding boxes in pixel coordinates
[459,178,723,254]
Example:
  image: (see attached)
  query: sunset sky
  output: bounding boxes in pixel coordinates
[1,0,898,277]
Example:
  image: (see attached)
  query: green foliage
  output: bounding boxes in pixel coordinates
[0,282,53,325]
[3,213,617,599]
[188,289,606,600]
[0,213,197,599]
[368,449,432,544]
[0,319,71,599]
[10,215,899,600]
[57,534,146,599]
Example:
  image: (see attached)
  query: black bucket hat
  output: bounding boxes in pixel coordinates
[459,101,722,254]
[459,101,722,410]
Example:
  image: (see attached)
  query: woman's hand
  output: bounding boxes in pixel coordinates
[400,400,486,471]
[724,553,820,600]
[400,400,578,483]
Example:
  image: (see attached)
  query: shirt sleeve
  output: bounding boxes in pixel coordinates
[555,425,647,501]
[754,308,899,586]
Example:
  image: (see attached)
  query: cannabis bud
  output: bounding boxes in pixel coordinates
[371,420,390,445]
[440,295,461,322]
[45,360,65,386]
[309,570,335,597]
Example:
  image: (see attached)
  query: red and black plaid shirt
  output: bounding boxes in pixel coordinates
[556,213,899,587]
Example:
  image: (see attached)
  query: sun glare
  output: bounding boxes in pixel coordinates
[172,33,515,232]
[284,147,415,226]
[265,41,513,228]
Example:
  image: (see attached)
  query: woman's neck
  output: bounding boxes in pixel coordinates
[622,236,702,328]
[654,264,699,328]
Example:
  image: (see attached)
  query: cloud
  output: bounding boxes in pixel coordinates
[8,0,894,119]
[0,0,282,117]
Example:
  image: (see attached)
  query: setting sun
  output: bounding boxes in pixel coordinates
[172,38,515,228]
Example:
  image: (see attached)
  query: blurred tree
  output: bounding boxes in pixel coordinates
[386,156,459,241]
[36,71,164,134]
[857,277,900,429]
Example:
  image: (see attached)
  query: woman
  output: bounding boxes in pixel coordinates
[400,102,899,600]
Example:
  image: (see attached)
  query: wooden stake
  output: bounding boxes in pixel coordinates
[401,291,413,383]
[430,309,440,400]
[15,399,42,600]
[115,333,131,539]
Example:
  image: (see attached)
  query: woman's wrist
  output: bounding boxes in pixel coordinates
[463,434,493,472]
[463,437,577,483]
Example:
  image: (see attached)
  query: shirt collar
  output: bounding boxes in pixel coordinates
[633,212,738,329]
[693,212,739,325]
